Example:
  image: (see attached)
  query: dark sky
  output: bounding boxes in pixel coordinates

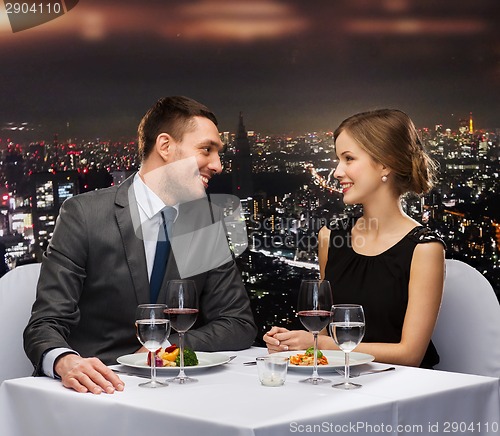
[1,0,499,139]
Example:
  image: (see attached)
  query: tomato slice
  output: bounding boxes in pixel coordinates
[164,344,178,353]
[146,348,162,366]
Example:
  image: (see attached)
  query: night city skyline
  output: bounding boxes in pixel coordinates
[1,111,499,343]
[1,0,499,138]
[1,0,499,341]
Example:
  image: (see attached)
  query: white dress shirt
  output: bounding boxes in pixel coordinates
[133,173,178,279]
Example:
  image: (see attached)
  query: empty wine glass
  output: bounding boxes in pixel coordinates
[135,304,170,388]
[165,280,199,384]
[297,279,333,384]
[330,304,365,390]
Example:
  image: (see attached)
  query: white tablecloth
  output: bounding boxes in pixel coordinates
[1,348,499,436]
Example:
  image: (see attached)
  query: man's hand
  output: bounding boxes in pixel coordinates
[54,354,125,394]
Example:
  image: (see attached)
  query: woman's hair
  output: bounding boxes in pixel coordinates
[334,109,438,196]
[137,96,218,161]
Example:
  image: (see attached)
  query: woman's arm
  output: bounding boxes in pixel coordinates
[318,226,330,280]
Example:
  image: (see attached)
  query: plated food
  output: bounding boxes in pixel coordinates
[147,344,199,368]
[271,350,375,371]
[289,347,329,366]
[116,351,231,371]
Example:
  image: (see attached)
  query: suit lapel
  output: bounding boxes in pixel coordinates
[115,175,150,305]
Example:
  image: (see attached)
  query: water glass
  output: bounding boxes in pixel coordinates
[256,356,289,387]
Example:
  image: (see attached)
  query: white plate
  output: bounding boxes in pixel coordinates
[272,350,374,371]
[116,352,231,372]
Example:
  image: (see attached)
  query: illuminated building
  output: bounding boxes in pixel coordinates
[232,113,254,199]
[31,171,79,248]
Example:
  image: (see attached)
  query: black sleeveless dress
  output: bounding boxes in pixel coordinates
[325,218,445,369]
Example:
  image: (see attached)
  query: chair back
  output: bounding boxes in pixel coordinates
[0,263,41,383]
[432,259,500,378]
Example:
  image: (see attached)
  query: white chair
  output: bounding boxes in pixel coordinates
[0,263,41,383]
[432,259,500,378]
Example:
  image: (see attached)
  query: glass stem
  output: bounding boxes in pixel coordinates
[312,332,319,380]
[344,351,350,384]
[178,332,186,379]
[151,351,157,384]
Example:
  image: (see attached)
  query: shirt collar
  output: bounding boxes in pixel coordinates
[133,173,179,221]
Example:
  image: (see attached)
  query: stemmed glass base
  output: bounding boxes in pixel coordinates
[300,376,330,385]
[332,381,362,390]
[332,346,362,390]
[166,374,197,384]
[299,332,330,385]
[165,331,197,384]
[142,350,168,388]
[139,379,168,388]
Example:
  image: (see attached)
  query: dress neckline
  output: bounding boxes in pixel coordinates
[350,226,423,258]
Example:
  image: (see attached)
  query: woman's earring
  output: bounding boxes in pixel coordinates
[381,175,388,183]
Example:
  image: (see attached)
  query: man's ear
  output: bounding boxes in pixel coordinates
[155,133,173,162]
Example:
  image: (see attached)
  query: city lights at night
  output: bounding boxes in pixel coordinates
[1,0,499,342]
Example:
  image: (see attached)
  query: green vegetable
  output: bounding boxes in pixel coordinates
[175,348,199,367]
[305,347,323,358]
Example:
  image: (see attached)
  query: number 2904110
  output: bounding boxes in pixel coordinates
[5,3,62,15]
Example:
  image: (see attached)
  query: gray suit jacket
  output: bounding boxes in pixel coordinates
[24,175,257,374]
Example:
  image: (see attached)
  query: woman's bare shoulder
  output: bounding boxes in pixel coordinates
[318,226,331,240]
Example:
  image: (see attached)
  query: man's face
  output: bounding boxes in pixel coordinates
[170,116,224,188]
[157,116,224,205]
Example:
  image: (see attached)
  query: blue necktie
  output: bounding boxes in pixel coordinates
[150,210,171,303]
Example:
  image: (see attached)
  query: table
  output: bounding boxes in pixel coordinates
[1,348,499,436]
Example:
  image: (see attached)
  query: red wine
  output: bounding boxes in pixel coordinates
[165,308,199,333]
[298,310,332,332]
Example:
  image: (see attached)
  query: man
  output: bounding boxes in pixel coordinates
[24,96,257,394]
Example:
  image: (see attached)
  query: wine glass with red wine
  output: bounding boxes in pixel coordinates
[297,280,333,384]
[165,280,199,384]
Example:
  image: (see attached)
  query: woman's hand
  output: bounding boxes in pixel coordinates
[263,327,315,353]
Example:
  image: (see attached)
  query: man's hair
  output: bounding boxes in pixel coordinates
[137,96,218,161]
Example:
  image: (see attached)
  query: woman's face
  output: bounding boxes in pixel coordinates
[333,130,386,205]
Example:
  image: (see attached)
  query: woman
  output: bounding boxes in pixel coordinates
[264,109,445,368]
